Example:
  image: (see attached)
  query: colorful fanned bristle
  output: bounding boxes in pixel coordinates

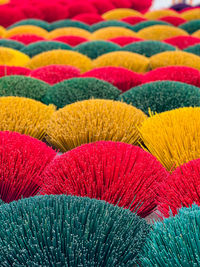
[110,0,132,9]
[179,19,200,34]
[139,107,200,170]
[138,25,188,41]
[66,2,97,18]
[108,36,144,46]
[93,51,149,73]
[37,3,69,22]
[91,26,137,40]
[143,66,200,87]
[122,40,176,57]
[48,27,91,40]
[184,44,200,56]
[193,29,200,38]
[91,20,133,31]
[158,15,187,26]
[41,141,168,217]
[8,19,50,31]
[119,81,200,115]
[30,65,80,84]
[0,39,25,50]
[74,40,120,59]
[52,35,88,46]
[49,20,90,31]
[9,34,45,44]
[130,0,152,13]
[0,6,25,27]
[0,47,30,66]
[121,16,147,25]
[43,77,121,108]
[21,41,72,57]
[0,75,50,102]
[91,0,115,14]
[0,195,151,266]
[4,25,48,38]
[0,26,5,36]
[144,9,179,20]
[72,13,104,25]
[26,50,92,73]
[0,131,56,203]
[0,66,31,77]
[139,205,200,266]
[164,35,200,49]
[157,158,200,217]
[181,8,200,21]
[46,99,147,152]
[132,20,170,32]
[150,51,200,70]
[82,66,143,91]
[0,96,55,140]
[102,8,141,20]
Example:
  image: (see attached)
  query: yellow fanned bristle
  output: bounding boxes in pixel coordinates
[138,25,188,41]
[26,50,92,73]
[0,97,55,140]
[46,99,147,152]
[150,51,200,70]
[93,51,149,73]
[181,9,200,21]
[139,107,200,171]
[0,47,30,66]
[144,9,179,20]
[0,26,5,36]
[0,0,9,4]
[3,25,48,38]
[92,27,137,40]
[102,8,142,20]
[48,27,91,40]
[192,30,200,38]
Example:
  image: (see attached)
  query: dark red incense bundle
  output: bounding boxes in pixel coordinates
[143,66,200,88]
[0,6,25,27]
[130,0,152,13]
[164,35,200,49]
[90,0,115,14]
[109,36,144,46]
[82,66,143,91]
[0,131,56,203]
[38,3,68,22]
[52,36,88,46]
[158,158,200,217]
[41,141,167,217]
[72,13,104,25]
[0,66,30,77]
[110,0,132,8]
[159,16,187,26]
[10,34,45,45]
[66,2,97,18]
[20,4,44,20]
[31,65,80,84]
[121,16,147,25]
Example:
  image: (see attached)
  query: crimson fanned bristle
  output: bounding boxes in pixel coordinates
[41,141,168,217]
[0,131,56,203]
[82,66,143,91]
[158,158,200,217]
